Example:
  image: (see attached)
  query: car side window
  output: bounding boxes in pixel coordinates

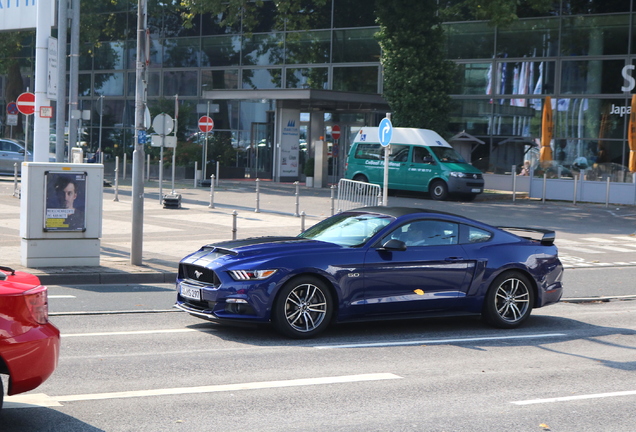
[412,146,432,164]
[459,224,493,244]
[382,220,458,247]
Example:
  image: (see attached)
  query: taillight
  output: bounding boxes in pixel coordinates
[23,286,49,325]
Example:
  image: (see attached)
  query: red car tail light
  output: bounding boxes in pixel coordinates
[23,286,49,325]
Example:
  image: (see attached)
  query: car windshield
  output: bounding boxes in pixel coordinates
[298,212,394,247]
[431,147,466,163]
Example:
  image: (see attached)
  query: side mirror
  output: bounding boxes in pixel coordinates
[377,238,406,252]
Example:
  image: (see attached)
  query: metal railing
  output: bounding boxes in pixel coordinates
[336,179,381,212]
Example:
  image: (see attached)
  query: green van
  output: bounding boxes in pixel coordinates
[344,127,484,201]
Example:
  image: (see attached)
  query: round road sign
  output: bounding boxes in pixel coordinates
[152,113,174,135]
[16,92,36,115]
[198,116,214,133]
[332,124,341,140]
[378,117,393,147]
[7,102,19,115]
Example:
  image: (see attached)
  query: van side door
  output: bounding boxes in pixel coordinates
[405,146,436,192]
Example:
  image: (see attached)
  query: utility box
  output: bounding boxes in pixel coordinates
[20,163,104,267]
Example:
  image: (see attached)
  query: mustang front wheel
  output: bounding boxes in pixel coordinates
[274,276,333,338]
[483,272,534,328]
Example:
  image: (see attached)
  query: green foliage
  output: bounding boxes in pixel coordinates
[376,0,456,133]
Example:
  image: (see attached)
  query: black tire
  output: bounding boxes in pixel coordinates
[352,174,368,183]
[429,180,449,201]
[482,271,534,329]
[273,276,333,339]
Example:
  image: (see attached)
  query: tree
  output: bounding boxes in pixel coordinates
[376,0,456,132]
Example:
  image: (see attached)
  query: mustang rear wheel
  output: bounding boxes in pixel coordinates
[483,271,534,328]
[273,276,333,339]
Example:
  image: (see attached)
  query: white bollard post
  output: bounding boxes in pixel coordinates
[232,210,238,240]
[209,174,215,208]
[294,181,300,217]
[255,178,260,213]
[114,156,120,202]
[300,211,306,233]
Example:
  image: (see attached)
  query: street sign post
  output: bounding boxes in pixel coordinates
[7,102,19,115]
[379,117,393,206]
[151,113,174,201]
[331,124,341,140]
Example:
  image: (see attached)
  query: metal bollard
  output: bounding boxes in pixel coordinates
[123,153,127,180]
[511,165,517,203]
[330,185,336,216]
[605,176,611,208]
[300,211,306,233]
[294,181,300,217]
[114,156,120,202]
[209,174,215,208]
[573,174,578,205]
[13,163,19,198]
[255,178,260,213]
[542,173,547,204]
[146,154,150,182]
[232,210,238,240]
[194,161,198,188]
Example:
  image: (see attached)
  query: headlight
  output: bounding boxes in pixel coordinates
[449,171,467,178]
[229,269,278,281]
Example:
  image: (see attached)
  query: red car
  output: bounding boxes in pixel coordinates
[0,266,60,410]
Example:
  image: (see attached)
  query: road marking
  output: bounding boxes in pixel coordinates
[512,389,636,405]
[313,333,567,349]
[49,295,76,299]
[63,328,198,338]
[558,246,606,254]
[4,373,402,408]
[594,245,635,252]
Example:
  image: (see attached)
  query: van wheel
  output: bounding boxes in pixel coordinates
[353,174,368,183]
[430,180,448,200]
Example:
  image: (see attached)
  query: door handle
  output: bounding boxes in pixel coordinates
[445,257,464,262]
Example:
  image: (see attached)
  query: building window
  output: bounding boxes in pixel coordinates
[560,59,625,94]
[496,61,555,98]
[95,73,125,96]
[201,35,241,67]
[332,29,381,63]
[127,71,160,97]
[561,15,629,56]
[242,68,282,89]
[496,18,559,58]
[285,67,328,89]
[163,70,198,96]
[202,69,239,90]
[163,38,200,68]
[333,66,378,93]
[285,31,331,64]
[94,42,126,70]
[334,0,376,28]
[242,33,284,66]
[443,22,495,60]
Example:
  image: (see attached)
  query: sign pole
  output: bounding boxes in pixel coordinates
[379,114,393,207]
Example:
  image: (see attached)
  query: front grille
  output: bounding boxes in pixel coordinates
[467,181,484,187]
[179,263,221,286]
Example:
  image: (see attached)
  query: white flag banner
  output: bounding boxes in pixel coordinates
[0,0,55,31]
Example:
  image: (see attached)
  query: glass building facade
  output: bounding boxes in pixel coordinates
[1,0,635,181]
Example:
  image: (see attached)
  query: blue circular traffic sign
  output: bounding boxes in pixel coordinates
[7,102,18,115]
[379,117,393,147]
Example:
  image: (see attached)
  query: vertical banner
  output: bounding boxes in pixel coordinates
[279,109,300,177]
[47,37,58,100]
[44,171,87,231]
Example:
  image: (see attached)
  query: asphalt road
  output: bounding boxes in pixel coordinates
[2,266,636,432]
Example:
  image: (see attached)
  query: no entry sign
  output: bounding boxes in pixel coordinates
[17,92,36,115]
[331,124,341,140]
[198,116,214,133]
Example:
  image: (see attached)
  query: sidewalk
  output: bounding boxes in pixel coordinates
[0,176,536,287]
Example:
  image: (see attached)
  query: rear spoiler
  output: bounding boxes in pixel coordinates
[497,227,556,246]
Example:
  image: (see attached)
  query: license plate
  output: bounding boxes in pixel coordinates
[471,188,482,193]
[181,285,201,301]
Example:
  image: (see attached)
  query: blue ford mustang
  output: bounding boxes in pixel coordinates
[175,207,563,338]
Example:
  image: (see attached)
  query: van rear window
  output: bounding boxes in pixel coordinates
[354,143,383,160]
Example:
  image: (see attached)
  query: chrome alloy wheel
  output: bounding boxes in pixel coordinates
[494,276,531,323]
[283,283,328,333]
